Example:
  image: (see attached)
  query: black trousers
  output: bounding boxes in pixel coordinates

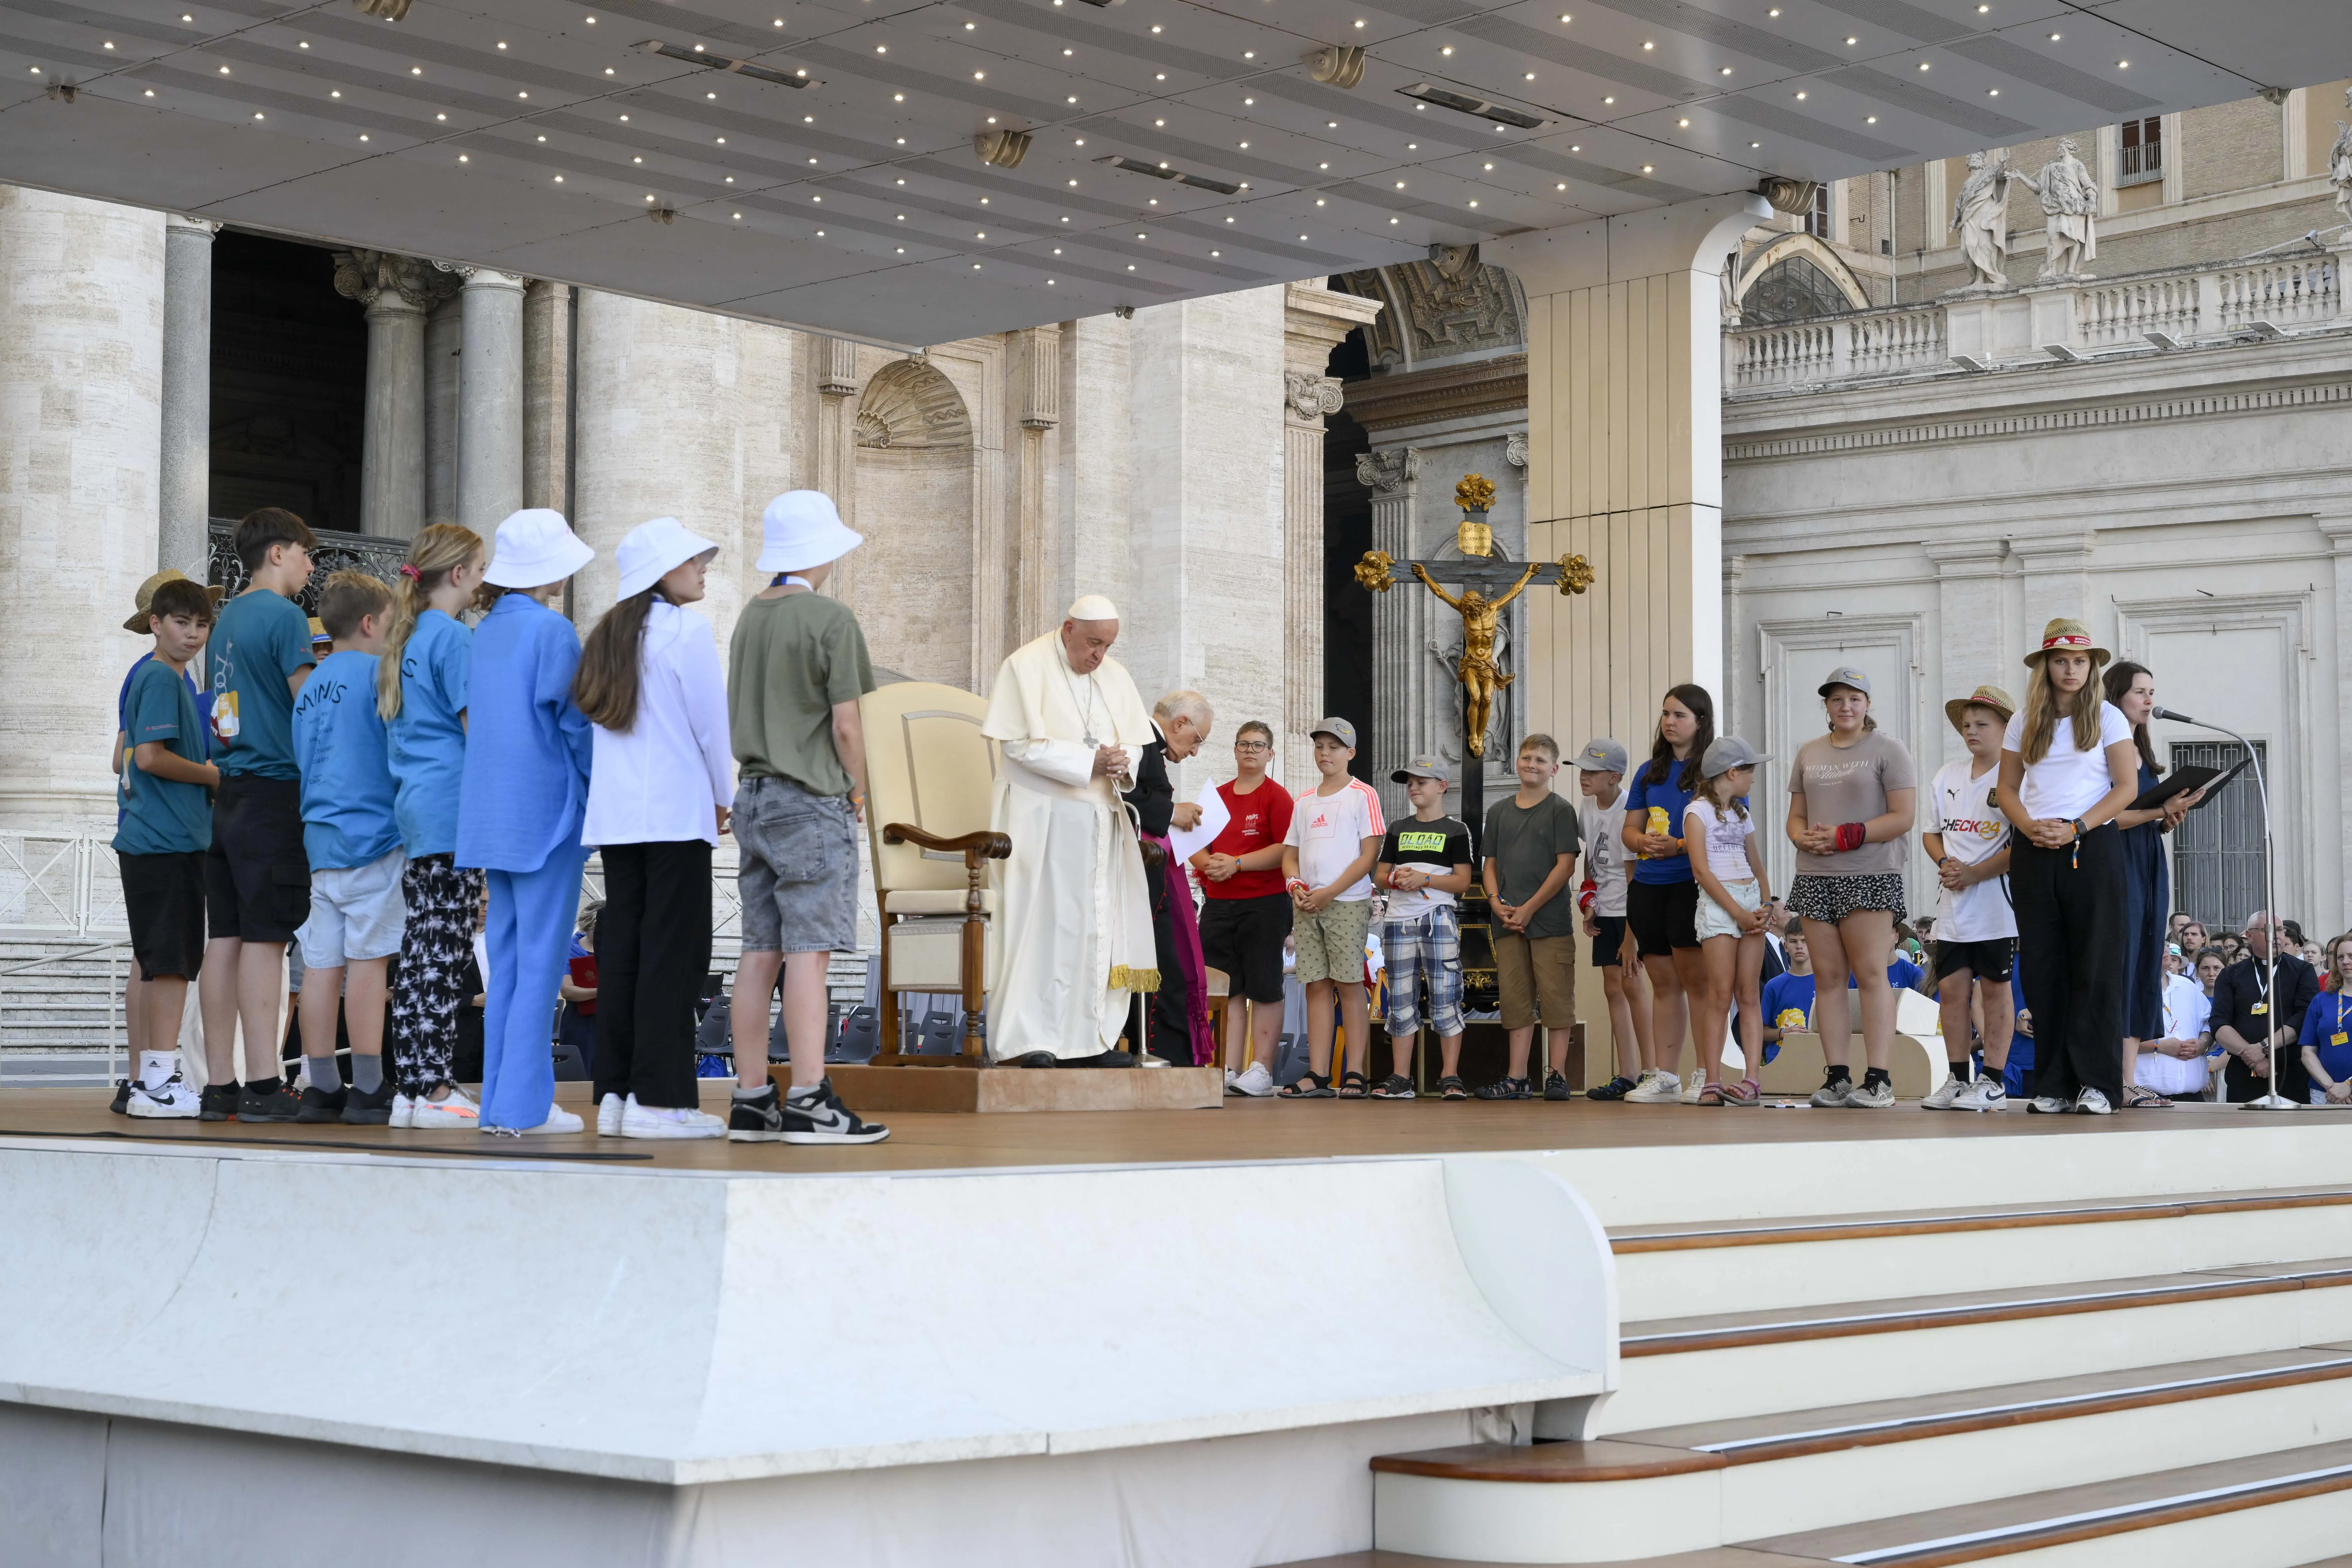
[2011,827,2126,1104]
[592,840,713,1110]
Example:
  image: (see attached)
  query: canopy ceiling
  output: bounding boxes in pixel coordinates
[0,0,2336,343]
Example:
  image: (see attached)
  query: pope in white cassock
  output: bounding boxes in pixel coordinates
[981,596,1161,1065]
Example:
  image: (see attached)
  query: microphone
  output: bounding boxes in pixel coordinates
[2151,705,2198,726]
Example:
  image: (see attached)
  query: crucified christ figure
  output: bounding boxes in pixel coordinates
[1413,560,1540,760]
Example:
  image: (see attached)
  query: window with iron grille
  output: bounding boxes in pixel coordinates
[2169,740,2265,931]
[1803,183,1832,238]
[2118,117,2163,186]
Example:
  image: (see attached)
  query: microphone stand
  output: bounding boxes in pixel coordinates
[2153,707,2293,1110]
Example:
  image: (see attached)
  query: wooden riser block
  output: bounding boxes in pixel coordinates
[809,1064,1226,1113]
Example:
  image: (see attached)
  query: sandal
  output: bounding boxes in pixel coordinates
[1438,1075,1470,1101]
[1337,1070,1371,1099]
[2123,1084,2173,1109]
[1696,1082,1725,1106]
[1280,1072,1335,1099]
[1370,1073,1417,1100]
[1722,1079,1761,1107]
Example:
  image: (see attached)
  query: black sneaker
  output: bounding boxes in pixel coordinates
[1543,1071,1577,1101]
[1473,1076,1531,1101]
[341,1082,396,1126]
[729,1085,783,1143]
[111,1078,133,1115]
[777,1077,890,1145]
[199,1083,239,1122]
[294,1085,348,1123]
[236,1080,303,1123]
[1586,1074,1638,1101]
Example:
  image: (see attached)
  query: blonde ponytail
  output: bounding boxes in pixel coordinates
[377,522,486,721]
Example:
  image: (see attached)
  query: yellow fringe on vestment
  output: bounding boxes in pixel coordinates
[1108,965,1162,993]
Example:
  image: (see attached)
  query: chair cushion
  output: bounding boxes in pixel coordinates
[883,889,999,916]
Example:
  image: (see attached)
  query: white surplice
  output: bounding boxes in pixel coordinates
[980,630,1159,1059]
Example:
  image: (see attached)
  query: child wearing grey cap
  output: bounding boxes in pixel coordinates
[1685,737,1774,1106]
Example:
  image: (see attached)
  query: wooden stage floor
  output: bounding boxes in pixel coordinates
[3,1080,2348,1176]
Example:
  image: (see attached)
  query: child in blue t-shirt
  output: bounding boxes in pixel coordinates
[114,578,221,1119]
[289,571,406,1126]
[2300,940,2352,1105]
[1759,920,1929,1059]
[1620,685,1713,1101]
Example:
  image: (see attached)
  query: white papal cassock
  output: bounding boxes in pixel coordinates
[980,609,1160,1060]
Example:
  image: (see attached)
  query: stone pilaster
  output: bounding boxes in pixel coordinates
[521,279,570,514]
[1280,280,1381,788]
[2322,516,2352,933]
[333,249,455,539]
[1360,443,1423,816]
[1011,323,1061,646]
[813,335,860,603]
[2012,532,2094,643]
[0,189,164,829]
[1055,313,1131,633]
[424,294,460,522]
[443,264,526,536]
[1926,538,2011,769]
[160,215,218,579]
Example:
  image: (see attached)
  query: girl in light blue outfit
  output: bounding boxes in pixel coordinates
[456,509,596,1135]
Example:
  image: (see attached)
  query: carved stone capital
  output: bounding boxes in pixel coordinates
[333,250,461,313]
[1284,370,1343,426]
[1505,432,1527,469]
[434,259,526,291]
[818,335,861,399]
[166,214,222,238]
[1355,446,1420,494]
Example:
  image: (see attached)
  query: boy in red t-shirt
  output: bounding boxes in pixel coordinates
[1189,719,1295,1095]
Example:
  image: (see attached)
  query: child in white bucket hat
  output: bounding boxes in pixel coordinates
[724,491,887,1145]
[457,508,596,1135]
[575,517,733,1140]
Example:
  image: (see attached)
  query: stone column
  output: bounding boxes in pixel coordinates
[813,335,860,603]
[1056,314,1132,622]
[333,250,452,540]
[2321,516,2352,934]
[1280,281,1382,789]
[424,294,460,520]
[1011,323,1061,646]
[522,279,570,512]
[1926,540,2011,770]
[0,189,165,830]
[1486,195,1770,769]
[1359,445,1422,812]
[444,265,526,537]
[160,215,218,579]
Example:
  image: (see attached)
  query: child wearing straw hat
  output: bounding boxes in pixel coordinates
[1920,683,2019,1111]
[456,508,597,1136]
[1995,619,2140,1115]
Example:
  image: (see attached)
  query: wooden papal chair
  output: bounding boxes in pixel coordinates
[860,682,1011,1065]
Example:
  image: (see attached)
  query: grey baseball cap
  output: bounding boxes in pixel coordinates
[1310,715,1357,748]
[1818,665,1872,698]
[1575,738,1628,775]
[1701,736,1767,775]
[1391,753,1450,783]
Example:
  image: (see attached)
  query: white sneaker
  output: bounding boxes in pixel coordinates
[1625,1070,1680,1104]
[1228,1062,1277,1097]
[2026,1095,2072,1114]
[409,1085,480,1129]
[1954,1078,2009,1112]
[389,1093,414,1129]
[1921,1075,1968,1111]
[619,1095,726,1140]
[484,1106,585,1136]
[126,1075,200,1119]
[2075,1087,2113,1116]
[597,1092,625,1136]
[1679,1071,1704,1105]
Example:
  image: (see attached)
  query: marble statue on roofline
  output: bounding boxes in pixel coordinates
[2015,138,2099,281]
[1951,151,2016,291]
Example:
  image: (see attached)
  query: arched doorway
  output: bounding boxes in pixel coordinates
[852,357,976,687]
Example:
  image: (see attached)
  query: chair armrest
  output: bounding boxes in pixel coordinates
[883,823,1013,860]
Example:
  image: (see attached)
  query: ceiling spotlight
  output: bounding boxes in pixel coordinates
[2048,31,2061,39]
[1678,117,1689,126]
[1917,61,1930,69]
[1440,44,1452,54]
[332,89,342,97]
[1603,95,1614,104]
[1750,140,1760,147]
[1987,88,1998,95]
[1865,114,1876,121]
[1845,35,1856,44]
[2116,58,2129,67]
[1795,90,1808,99]
[1641,163,1653,171]
[1642,39,1653,48]
[1719,66,1731,75]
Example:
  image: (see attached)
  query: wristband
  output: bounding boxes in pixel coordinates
[1576,877,1598,914]
[1285,878,1311,895]
[1834,821,1867,853]
[2071,818,2087,840]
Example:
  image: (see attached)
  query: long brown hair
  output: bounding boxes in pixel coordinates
[1641,683,1715,791]
[2018,651,2106,765]
[377,523,485,720]
[572,589,661,732]
[2100,660,2163,777]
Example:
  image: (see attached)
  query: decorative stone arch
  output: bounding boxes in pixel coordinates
[854,355,973,450]
[1732,233,1871,322]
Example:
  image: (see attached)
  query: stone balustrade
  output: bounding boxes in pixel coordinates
[1728,245,2351,394]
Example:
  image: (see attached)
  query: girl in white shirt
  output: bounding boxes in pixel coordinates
[1683,737,1774,1106]
[1994,618,2140,1116]
[573,518,735,1140]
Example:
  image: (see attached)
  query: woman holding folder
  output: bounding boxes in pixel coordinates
[2101,660,2204,1108]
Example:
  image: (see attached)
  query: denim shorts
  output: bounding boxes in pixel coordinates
[735,775,859,954]
[297,846,409,968]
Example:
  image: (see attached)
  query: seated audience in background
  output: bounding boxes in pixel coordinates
[559,901,600,1070]
[2137,945,2213,1101]
[2195,948,2224,999]
[2299,932,2352,1106]
[2212,912,2318,1102]
[2178,920,2208,968]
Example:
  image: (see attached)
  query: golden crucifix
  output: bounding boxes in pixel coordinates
[1354,473,1594,761]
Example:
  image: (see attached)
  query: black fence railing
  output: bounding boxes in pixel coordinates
[207,519,409,614]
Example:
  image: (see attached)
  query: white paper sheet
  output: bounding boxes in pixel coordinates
[1167,779,1229,865]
